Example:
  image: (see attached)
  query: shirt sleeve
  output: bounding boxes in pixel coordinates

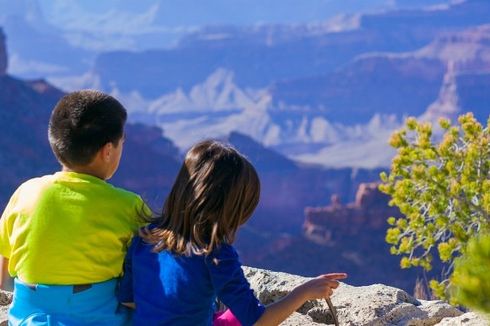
[0,188,21,259]
[133,195,152,229]
[118,236,137,303]
[206,244,265,326]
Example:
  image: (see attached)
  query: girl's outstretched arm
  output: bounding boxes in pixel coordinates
[0,256,13,291]
[254,273,347,326]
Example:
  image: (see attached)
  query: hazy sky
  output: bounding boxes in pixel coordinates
[36,0,400,30]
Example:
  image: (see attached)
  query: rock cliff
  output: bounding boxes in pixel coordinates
[0,28,7,75]
[1,267,487,325]
[303,182,399,245]
[243,181,422,291]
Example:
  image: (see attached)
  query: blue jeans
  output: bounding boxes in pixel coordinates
[9,278,130,326]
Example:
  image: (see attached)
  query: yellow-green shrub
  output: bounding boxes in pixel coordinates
[452,234,490,313]
[380,113,490,299]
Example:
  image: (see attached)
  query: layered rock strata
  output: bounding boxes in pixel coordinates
[303,182,399,245]
[0,28,7,75]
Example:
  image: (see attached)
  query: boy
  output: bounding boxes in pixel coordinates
[0,90,145,325]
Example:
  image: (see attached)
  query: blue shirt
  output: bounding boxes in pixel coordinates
[118,236,265,326]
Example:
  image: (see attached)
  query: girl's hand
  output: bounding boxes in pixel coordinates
[295,273,348,300]
[254,273,347,326]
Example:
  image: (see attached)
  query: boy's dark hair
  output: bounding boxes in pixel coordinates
[48,90,127,167]
[142,140,260,255]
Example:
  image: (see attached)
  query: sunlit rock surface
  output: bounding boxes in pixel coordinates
[1,268,488,325]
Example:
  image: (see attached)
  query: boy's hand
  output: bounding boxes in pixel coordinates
[0,256,14,292]
[121,302,136,309]
[295,273,347,300]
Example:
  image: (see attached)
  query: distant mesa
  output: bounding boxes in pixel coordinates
[0,28,7,75]
[303,182,400,245]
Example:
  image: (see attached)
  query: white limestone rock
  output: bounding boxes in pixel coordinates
[435,312,489,326]
[281,312,325,326]
[0,290,12,325]
[243,267,464,326]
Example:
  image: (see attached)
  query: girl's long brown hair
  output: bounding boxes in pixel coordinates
[142,140,260,255]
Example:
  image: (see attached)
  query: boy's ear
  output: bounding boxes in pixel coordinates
[100,142,114,163]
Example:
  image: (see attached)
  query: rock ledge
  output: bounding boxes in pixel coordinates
[243,267,488,326]
[1,267,488,325]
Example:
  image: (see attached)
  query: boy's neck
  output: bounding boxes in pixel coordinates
[62,165,107,180]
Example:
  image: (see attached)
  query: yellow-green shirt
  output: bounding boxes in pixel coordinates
[0,171,146,285]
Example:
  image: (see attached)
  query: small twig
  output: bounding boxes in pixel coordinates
[325,297,339,326]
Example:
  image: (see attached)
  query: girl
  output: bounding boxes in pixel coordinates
[119,140,347,325]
